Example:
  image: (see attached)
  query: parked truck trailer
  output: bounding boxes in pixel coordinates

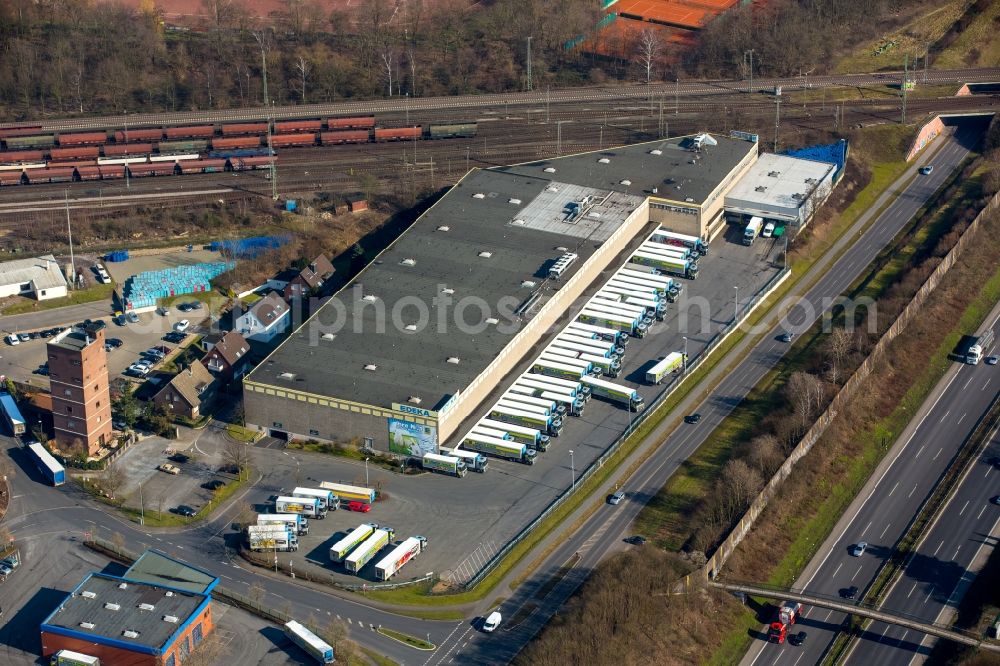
[374,536,428,581]
[461,433,536,464]
[330,523,378,562]
[284,619,335,664]
[422,452,467,477]
[275,495,326,519]
[344,527,394,574]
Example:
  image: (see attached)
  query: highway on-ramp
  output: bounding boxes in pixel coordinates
[421,104,986,666]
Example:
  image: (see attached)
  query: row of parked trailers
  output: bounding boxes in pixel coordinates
[328,523,428,580]
[0,118,478,154]
[0,155,274,185]
[447,227,713,470]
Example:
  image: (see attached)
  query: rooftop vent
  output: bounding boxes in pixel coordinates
[400,258,416,267]
[139,603,155,611]
[278,372,296,380]
[478,251,493,258]
[598,158,610,164]
[163,615,179,624]
[768,171,780,177]
[620,179,632,186]
[543,167,556,173]
[321,333,336,341]
[508,198,522,205]
[792,192,803,200]
[522,280,537,288]
[165,591,174,597]
[364,364,378,371]
[472,193,486,199]
[650,149,663,155]
[105,603,121,611]
[82,591,97,599]
[362,295,379,302]
[805,177,817,185]
[447,357,461,364]
[408,396,422,404]
[436,225,450,232]
[485,317,499,325]
[441,287,455,295]
[684,197,695,203]
[588,211,601,218]
[404,324,418,332]
[118,583,128,590]
[546,186,559,192]
[123,630,140,639]
[755,185,767,192]
[80,622,96,630]
[511,219,526,226]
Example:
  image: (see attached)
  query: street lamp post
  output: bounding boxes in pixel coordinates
[569,450,575,488]
[682,336,688,373]
[365,457,370,487]
[124,110,130,190]
[734,285,739,322]
[138,481,144,526]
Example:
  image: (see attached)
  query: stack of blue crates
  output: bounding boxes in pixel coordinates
[123,261,234,310]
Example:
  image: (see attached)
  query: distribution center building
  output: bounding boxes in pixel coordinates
[243,133,760,453]
[723,152,837,229]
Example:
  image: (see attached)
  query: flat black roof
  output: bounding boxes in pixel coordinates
[248,168,642,410]
[496,134,755,205]
[42,573,206,649]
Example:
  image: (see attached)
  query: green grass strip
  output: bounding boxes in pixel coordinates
[376,627,435,650]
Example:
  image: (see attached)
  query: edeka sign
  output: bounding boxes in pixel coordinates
[388,419,438,456]
[391,403,439,419]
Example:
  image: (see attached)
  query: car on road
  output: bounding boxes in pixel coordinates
[164,331,187,343]
[987,356,999,366]
[684,413,702,424]
[991,496,1000,506]
[177,302,192,312]
[125,311,139,324]
[788,631,807,646]
[143,348,166,362]
[762,222,775,238]
[0,563,13,578]
[850,541,868,557]
[106,338,123,348]
[1,556,20,570]
[482,611,502,633]
[158,463,181,475]
[919,165,934,175]
[624,535,647,546]
[608,491,626,505]
[841,585,859,600]
[202,479,227,491]
[126,363,151,377]
[346,501,371,513]
[779,332,794,343]
[4,334,19,346]
[175,505,196,517]
[18,333,30,342]
[174,319,190,333]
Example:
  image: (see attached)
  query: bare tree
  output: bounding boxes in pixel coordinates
[635,29,662,85]
[322,617,358,663]
[380,49,395,96]
[825,328,852,385]
[786,371,825,429]
[295,55,311,103]
[747,434,783,476]
[223,438,251,479]
[248,580,266,607]
[102,461,126,501]
[718,459,763,524]
[179,631,226,666]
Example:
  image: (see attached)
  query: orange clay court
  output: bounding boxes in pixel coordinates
[614,0,739,30]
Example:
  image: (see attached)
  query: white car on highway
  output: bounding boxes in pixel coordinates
[482,611,502,633]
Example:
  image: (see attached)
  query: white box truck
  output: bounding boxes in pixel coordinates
[292,487,338,512]
[257,513,308,535]
[581,376,645,412]
[284,620,335,664]
[447,447,489,472]
[248,526,298,552]
[330,523,378,562]
[374,536,428,581]
[422,452,467,477]
[275,495,326,519]
[344,527,394,574]
[50,650,101,666]
[743,216,764,245]
[645,351,686,384]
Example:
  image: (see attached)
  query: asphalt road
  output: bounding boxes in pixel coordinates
[8,67,999,132]
[742,309,1000,666]
[844,384,1000,663]
[420,117,985,664]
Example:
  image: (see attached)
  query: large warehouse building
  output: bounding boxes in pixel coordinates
[244,133,827,453]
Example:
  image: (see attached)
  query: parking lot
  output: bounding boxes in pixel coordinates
[236,227,786,586]
[0,306,211,393]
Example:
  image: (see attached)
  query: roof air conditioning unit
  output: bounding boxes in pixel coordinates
[447,357,461,364]
[163,615,179,624]
[139,603,155,611]
[544,167,557,173]
[650,149,663,155]
[598,158,610,164]
[400,258,416,266]
[105,603,121,611]
[80,622,96,630]
[437,225,450,232]
[472,193,486,199]
[620,179,632,186]
[123,630,140,639]
[364,364,378,371]
[508,198,522,205]
[478,251,493,258]
[408,396,422,404]
[82,591,97,599]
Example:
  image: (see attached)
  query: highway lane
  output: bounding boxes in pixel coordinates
[743,311,1000,666]
[7,67,998,132]
[844,362,1000,664]
[422,91,987,666]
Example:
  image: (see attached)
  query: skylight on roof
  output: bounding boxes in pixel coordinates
[362,295,379,302]
[472,193,486,199]
[650,149,663,155]
[598,158,610,164]
[478,251,493,258]
[278,372,296,380]
[544,167,556,173]
[620,179,632,186]
[364,364,378,371]
[400,258,416,266]
[447,357,461,364]
[437,225,450,231]
[508,198,522,205]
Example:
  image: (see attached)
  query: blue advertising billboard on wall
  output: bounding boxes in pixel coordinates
[388,419,438,456]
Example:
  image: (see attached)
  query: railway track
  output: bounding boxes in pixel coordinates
[3,67,998,132]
